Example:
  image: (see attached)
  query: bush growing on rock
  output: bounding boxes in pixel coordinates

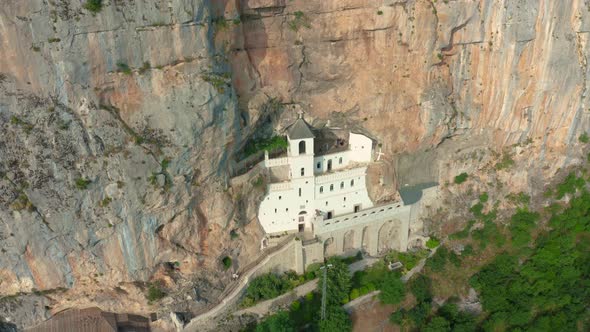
[83,0,102,13]
[221,256,232,270]
[454,172,468,184]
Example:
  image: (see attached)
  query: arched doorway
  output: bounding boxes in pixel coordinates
[378,220,399,253]
[298,211,307,232]
[361,226,370,253]
[343,230,355,254]
[327,159,332,171]
[299,141,306,154]
[324,237,337,256]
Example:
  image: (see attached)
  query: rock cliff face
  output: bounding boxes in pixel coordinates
[0,0,589,328]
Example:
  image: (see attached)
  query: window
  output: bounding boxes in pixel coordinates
[298,140,306,154]
[317,162,321,169]
[286,208,289,212]
[339,157,342,164]
[320,186,323,193]
[274,208,277,213]
[279,196,282,200]
[340,182,344,189]
[343,197,346,201]
[330,184,334,191]
[299,188,302,197]
[301,167,305,176]
[325,201,328,206]
[350,179,354,187]
[327,159,332,171]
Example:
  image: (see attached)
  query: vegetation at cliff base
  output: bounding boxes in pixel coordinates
[389,169,590,331]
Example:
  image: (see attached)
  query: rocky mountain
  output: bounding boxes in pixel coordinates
[0,0,588,329]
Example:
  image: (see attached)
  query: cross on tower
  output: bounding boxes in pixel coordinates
[297,109,304,119]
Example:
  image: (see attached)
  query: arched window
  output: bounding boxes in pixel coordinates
[330,184,334,191]
[299,188,302,197]
[350,179,354,187]
[317,162,321,169]
[339,157,343,164]
[327,159,332,171]
[320,186,323,193]
[301,167,305,176]
[340,182,344,189]
[298,140,306,154]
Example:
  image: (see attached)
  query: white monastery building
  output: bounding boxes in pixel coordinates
[258,114,375,235]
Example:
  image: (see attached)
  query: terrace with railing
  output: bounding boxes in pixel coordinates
[312,200,407,233]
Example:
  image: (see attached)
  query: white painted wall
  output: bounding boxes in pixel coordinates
[313,151,350,174]
[258,131,375,234]
[349,132,373,163]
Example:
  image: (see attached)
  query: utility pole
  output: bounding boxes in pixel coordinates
[320,261,333,320]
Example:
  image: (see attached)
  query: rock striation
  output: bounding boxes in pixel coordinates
[0,0,589,329]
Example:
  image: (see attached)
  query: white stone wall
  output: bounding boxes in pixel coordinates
[313,167,373,217]
[313,151,350,174]
[349,132,373,163]
[258,131,375,235]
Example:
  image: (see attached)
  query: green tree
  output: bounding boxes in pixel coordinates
[320,258,352,307]
[410,274,433,303]
[378,272,405,304]
[423,317,451,332]
[255,311,295,332]
[319,307,352,332]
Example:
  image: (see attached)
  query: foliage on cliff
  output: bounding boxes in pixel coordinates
[389,169,590,331]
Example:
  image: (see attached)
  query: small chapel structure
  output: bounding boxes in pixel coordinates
[258,113,375,235]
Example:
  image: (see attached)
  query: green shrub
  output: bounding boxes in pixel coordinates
[579,133,589,143]
[377,10,384,15]
[426,246,448,272]
[507,192,531,206]
[221,256,232,269]
[116,62,132,75]
[462,244,474,256]
[454,172,468,184]
[470,202,484,217]
[83,0,102,13]
[409,274,433,303]
[509,209,539,247]
[244,136,288,156]
[378,272,405,304]
[495,153,515,170]
[146,282,166,302]
[75,178,91,190]
[288,11,311,31]
[555,172,585,199]
[479,192,489,203]
[230,229,239,240]
[426,237,440,249]
[349,288,360,300]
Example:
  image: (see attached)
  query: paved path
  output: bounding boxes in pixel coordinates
[232,258,381,318]
[182,236,295,331]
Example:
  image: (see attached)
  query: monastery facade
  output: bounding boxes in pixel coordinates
[258,115,375,235]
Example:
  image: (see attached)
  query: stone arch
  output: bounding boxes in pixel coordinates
[324,237,337,256]
[361,226,370,253]
[343,230,355,253]
[378,220,400,253]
